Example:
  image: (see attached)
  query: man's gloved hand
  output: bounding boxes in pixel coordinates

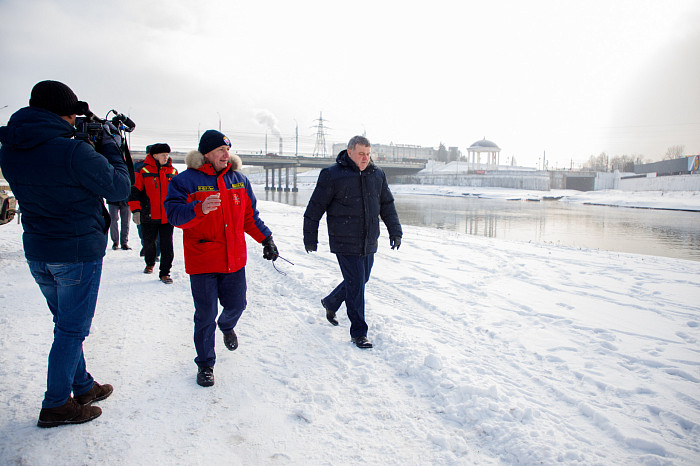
[132,211,141,225]
[101,121,122,148]
[390,236,401,250]
[262,235,279,261]
[305,243,317,253]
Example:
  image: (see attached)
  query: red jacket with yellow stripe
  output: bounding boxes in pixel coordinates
[163,150,271,275]
[129,153,178,224]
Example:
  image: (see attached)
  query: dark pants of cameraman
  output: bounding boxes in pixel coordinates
[142,222,174,278]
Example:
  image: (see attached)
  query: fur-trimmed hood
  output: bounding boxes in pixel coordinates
[184,150,242,171]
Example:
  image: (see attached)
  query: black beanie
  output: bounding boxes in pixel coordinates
[150,143,171,155]
[29,80,84,116]
[198,130,231,155]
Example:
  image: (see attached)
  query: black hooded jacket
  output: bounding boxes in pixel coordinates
[303,150,402,256]
[0,106,130,262]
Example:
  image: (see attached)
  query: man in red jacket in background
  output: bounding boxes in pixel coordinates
[163,130,279,387]
[129,143,178,284]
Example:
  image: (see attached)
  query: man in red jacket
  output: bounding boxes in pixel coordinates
[164,130,279,387]
[129,143,178,284]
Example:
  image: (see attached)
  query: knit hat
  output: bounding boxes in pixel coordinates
[29,80,87,116]
[198,129,231,155]
[150,143,171,155]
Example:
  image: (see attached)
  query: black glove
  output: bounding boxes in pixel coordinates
[262,235,279,261]
[101,121,122,148]
[305,243,317,253]
[390,236,401,250]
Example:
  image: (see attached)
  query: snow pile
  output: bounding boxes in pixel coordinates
[1,200,699,464]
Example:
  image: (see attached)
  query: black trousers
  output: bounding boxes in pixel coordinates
[324,254,375,338]
[141,222,174,277]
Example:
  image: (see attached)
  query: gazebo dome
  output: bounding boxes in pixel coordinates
[467,137,501,170]
[468,138,500,151]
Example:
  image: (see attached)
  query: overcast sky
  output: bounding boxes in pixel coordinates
[1,0,699,168]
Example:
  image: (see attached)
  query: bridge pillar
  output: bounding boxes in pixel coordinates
[292,166,298,192]
[265,168,270,190]
[276,168,283,192]
[284,167,291,192]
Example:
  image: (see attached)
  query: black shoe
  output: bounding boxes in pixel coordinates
[197,366,214,387]
[223,330,238,351]
[121,244,131,250]
[321,298,338,326]
[112,243,119,250]
[352,336,373,349]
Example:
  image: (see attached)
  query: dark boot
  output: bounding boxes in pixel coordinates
[75,381,113,405]
[37,397,102,428]
[351,336,373,349]
[321,298,338,326]
[223,330,238,351]
[197,366,214,387]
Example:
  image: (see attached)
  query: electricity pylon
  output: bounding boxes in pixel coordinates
[312,112,328,157]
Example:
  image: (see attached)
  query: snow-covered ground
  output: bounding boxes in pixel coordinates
[1,193,699,465]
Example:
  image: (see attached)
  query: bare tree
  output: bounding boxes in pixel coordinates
[663,145,685,160]
[583,152,609,171]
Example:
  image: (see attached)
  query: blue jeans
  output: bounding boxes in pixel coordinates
[28,260,103,408]
[324,254,374,338]
[190,269,247,368]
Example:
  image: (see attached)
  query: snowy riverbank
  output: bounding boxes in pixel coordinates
[246,167,700,212]
[1,200,699,464]
[388,184,700,212]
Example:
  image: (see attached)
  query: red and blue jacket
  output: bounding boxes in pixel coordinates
[163,151,271,275]
[129,153,178,224]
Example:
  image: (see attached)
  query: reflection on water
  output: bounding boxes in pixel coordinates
[260,188,700,262]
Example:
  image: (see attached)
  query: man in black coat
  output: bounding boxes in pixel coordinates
[303,136,402,348]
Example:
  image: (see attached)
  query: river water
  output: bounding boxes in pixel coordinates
[260,188,700,262]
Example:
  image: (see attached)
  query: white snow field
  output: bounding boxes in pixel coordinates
[0,193,699,465]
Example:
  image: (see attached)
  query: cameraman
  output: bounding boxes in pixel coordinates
[0,80,130,427]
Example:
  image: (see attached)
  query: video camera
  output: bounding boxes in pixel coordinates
[74,104,136,184]
[75,107,135,147]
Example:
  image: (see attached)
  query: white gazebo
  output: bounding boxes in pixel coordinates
[467,138,501,170]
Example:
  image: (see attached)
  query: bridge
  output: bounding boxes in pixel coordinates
[157,152,426,192]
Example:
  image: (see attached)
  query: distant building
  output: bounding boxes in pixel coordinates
[633,155,700,176]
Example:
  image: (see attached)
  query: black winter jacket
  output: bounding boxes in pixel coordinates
[0,107,130,262]
[303,150,402,256]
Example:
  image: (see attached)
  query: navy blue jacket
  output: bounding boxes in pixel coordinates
[303,150,402,256]
[0,107,130,262]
